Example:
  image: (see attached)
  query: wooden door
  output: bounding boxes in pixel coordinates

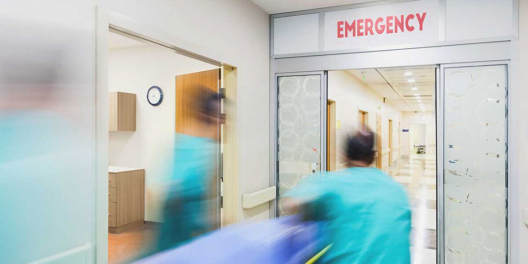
[359,110,368,130]
[376,115,382,169]
[327,100,336,171]
[176,69,220,139]
[175,69,221,228]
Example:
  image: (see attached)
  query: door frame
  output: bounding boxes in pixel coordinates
[327,100,337,171]
[271,71,327,216]
[271,45,515,263]
[96,8,239,264]
[438,60,511,264]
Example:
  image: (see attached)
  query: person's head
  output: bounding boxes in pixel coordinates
[347,129,376,166]
[195,87,221,126]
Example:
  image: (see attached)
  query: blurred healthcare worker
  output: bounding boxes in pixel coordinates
[283,130,411,264]
[0,19,93,264]
[151,87,221,254]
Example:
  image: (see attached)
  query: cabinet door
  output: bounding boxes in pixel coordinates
[109,92,136,131]
[116,170,145,226]
[109,187,117,203]
[108,202,117,227]
[108,173,117,188]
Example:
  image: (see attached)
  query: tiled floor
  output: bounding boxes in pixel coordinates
[390,154,437,264]
[108,223,159,264]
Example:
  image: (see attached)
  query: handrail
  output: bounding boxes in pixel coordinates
[242,186,276,209]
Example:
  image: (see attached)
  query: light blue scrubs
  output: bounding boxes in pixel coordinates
[284,167,411,264]
[0,111,92,264]
[155,134,217,251]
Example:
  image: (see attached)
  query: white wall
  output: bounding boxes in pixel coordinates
[401,112,435,157]
[108,45,218,222]
[410,124,426,146]
[517,1,528,263]
[0,0,269,263]
[328,71,402,170]
[445,0,513,41]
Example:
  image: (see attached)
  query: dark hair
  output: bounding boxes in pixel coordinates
[196,87,221,124]
[347,130,376,164]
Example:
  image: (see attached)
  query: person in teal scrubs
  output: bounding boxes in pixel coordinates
[154,88,221,252]
[283,130,411,264]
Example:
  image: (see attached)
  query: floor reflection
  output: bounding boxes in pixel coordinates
[390,153,437,264]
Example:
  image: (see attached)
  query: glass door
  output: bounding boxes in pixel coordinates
[441,63,508,264]
[276,72,326,215]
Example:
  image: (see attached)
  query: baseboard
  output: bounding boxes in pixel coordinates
[144,220,162,226]
[109,220,144,234]
[29,243,92,264]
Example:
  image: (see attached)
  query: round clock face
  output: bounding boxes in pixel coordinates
[147,86,163,106]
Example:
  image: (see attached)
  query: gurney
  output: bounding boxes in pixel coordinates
[133,216,323,264]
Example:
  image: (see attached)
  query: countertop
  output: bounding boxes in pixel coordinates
[108,166,143,173]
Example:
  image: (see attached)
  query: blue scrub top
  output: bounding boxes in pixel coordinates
[156,134,216,251]
[284,167,411,264]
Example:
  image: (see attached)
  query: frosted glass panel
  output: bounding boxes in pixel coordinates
[444,65,507,264]
[277,75,321,214]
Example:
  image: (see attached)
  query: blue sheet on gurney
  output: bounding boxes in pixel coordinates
[133,216,322,264]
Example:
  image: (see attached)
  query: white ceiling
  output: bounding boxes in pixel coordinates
[348,66,436,112]
[108,32,146,49]
[251,0,377,14]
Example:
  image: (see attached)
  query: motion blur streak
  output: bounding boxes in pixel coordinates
[0,19,94,263]
[134,87,221,260]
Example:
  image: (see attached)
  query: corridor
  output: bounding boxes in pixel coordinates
[391,153,437,264]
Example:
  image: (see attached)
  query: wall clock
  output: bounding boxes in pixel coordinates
[147,86,163,106]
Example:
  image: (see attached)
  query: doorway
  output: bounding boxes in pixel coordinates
[274,62,509,264]
[327,100,337,171]
[97,12,239,264]
[106,30,225,263]
[276,65,440,263]
[358,110,368,129]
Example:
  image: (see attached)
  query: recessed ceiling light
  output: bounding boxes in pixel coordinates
[411,87,418,91]
[408,79,415,83]
[414,93,420,96]
[404,72,413,76]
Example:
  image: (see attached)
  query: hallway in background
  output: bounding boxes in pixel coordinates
[390,152,437,264]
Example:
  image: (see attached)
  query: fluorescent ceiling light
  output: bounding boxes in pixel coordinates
[404,72,413,76]
[414,93,420,96]
[411,87,418,91]
[408,79,415,83]
[417,100,422,102]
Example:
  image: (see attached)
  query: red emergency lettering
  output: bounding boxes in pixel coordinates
[416,13,427,31]
[365,18,374,35]
[386,16,394,34]
[375,17,385,34]
[405,14,415,32]
[395,15,404,33]
[357,19,364,36]
[338,12,426,38]
[337,21,344,38]
[345,21,356,37]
